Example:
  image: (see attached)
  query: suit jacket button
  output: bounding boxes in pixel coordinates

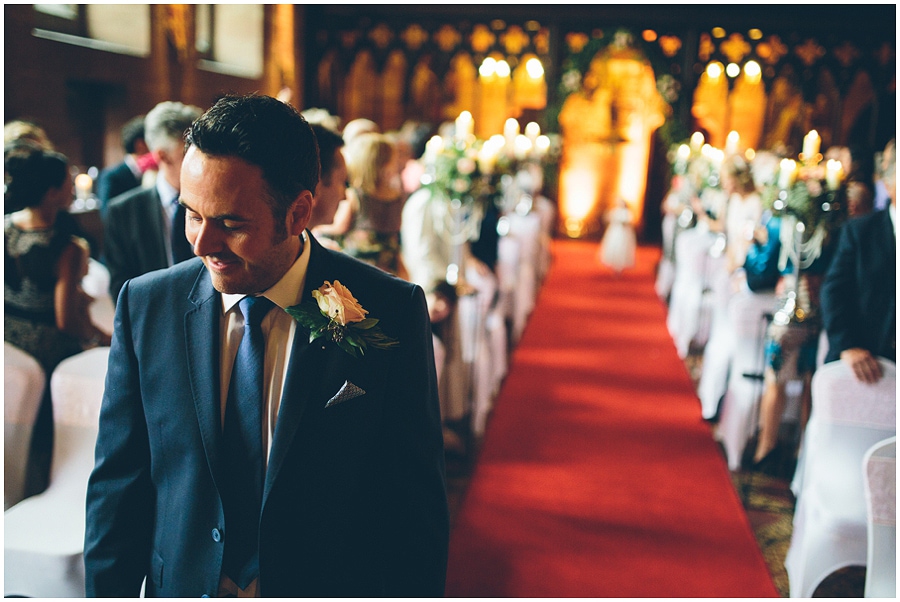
[211,528,222,542]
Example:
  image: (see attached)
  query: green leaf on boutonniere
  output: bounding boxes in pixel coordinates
[284,280,399,358]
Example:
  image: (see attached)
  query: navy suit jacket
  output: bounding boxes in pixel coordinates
[84,233,449,597]
[103,186,170,302]
[821,208,896,363]
[97,161,141,215]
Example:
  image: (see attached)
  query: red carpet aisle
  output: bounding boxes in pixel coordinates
[445,239,779,597]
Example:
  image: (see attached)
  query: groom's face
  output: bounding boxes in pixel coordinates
[180,145,312,295]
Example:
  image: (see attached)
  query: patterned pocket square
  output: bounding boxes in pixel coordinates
[324,380,366,409]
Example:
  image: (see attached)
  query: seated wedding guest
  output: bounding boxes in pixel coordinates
[844,179,875,217]
[325,132,409,278]
[342,117,379,145]
[301,107,341,133]
[820,140,896,383]
[753,211,842,470]
[96,115,151,216]
[873,140,894,210]
[84,93,449,597]
[103,100,202,302]
[695,156,763,418]
[5,141,112,494]
[308,122,347,231]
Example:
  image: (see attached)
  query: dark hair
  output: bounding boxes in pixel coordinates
[310,123,344,183]
[4,141,68,213]
[121,115,146,154]
[185,94,319,222]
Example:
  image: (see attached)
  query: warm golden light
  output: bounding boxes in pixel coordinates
[711,27,726,39]
[560,163,600,237]
[706,61,724,79]
[748,28,763,40]
[690,131,705,151]
[479,57,497,77]
[725,62,740,78]
[495,59,511,78]
[725,130,740,155]
[642,29,657,42]
[524,57,544,79]
[743,60,761,82]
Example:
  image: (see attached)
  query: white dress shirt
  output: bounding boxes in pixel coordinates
[217,232,311,597]
[156,176,180,266]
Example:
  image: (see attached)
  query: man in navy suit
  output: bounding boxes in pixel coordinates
[96,115,148,215]
[821,140,896,383]
[84,95,449,597]
[102,101,202,302]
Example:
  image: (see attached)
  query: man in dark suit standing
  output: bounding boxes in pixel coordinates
[102,101,202,302]
[821,140,896,382]
[84,94,449,597]
[95,115,150,216]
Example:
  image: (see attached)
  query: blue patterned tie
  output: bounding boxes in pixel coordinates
[222,295,273,589]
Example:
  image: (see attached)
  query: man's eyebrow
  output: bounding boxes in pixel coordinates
[179,200,249,222]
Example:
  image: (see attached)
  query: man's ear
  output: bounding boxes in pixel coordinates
[287,190,314,236]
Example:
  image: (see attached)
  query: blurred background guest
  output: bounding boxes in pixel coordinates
[5,141,112,496]
[322,131,409,279]
[95,114,153,217]
[308,122,347,231]
[102,100,202,302]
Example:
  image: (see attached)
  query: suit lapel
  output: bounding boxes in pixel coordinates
[263,234,349,501]
[183,268,226,485]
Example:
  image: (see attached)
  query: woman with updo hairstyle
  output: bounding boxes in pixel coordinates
[5,141,111,372]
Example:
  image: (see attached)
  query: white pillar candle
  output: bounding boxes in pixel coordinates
[778,159,797,189]
[802,130,820,159]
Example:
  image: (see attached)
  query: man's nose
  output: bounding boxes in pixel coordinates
[189,221,220,256]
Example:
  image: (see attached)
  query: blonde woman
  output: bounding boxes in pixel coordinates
[332,132,409,279]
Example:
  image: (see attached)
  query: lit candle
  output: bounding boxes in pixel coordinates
[424,135,443,162]
[675,144,690,174]
[504,118,520,146]
[513,134,532,160]
[802,130,820,159]
[75,173,93,200]
[455,111,474,142]
[725,130,740,155]
[690,131,705,153]
[778,158,797,189]
[524,122,541,143]
[534,135,550,158]
[825,159,844,190]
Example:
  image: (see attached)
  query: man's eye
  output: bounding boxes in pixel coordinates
[221,221,241,231]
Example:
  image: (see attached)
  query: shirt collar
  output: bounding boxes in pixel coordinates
[156,174,179,207]
[221,231,311,314]
[889,203,896,237]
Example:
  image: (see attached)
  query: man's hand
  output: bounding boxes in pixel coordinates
[840,348,883,383]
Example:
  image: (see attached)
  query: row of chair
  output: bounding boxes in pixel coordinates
[785,358,896,598]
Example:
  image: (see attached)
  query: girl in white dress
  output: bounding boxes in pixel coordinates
[598,198,636,273]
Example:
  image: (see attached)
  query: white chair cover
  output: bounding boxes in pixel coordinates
[666,225,716,358]
[863,436,895,598]
[784,358,896,598]
[533,195,556,281]
[82,258,115,334]
[713,289,777,469]
[696,268,739,419]
[507,211,542,344]
[4,343,46,510]
[4,346,109,598]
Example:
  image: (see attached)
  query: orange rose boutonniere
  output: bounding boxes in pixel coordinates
[286,280,398,357]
